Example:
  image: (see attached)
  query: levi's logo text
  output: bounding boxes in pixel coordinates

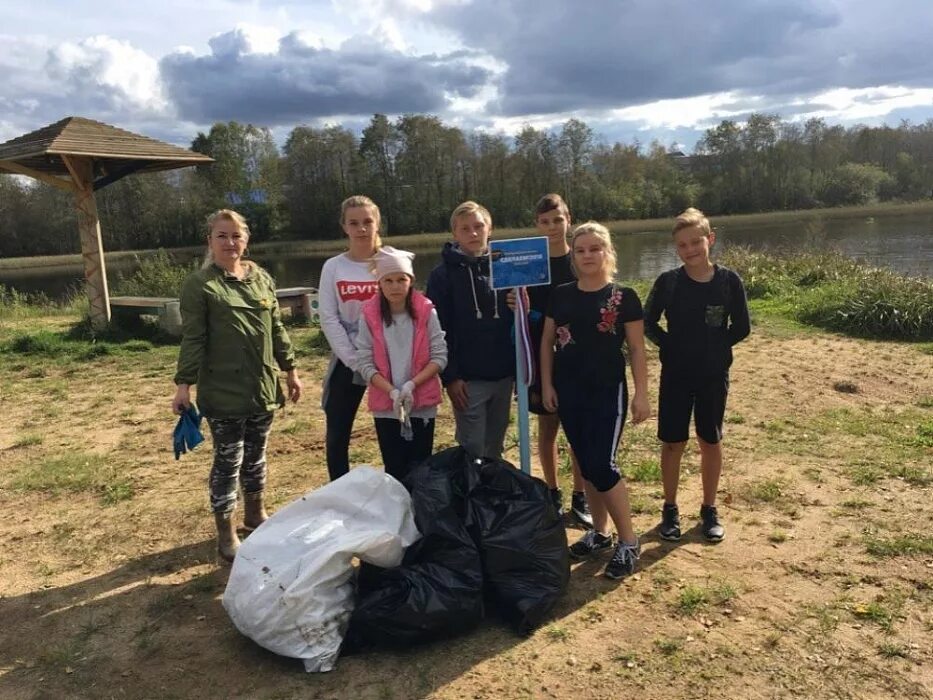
[337,280,380,302]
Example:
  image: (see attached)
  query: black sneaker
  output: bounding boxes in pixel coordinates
[700,504,725,542]
[569,530,615,560]
[549,487,564,516]
[604,539,640,580]
[570,491,593,528]
[659,503,681,541]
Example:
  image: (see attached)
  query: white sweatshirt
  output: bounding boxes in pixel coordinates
[318,253,380,370]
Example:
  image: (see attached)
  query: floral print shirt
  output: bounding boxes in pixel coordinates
[546,282,643,387]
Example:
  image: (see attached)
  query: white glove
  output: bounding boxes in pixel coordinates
[400,380,416,401]
[390,389,402,414]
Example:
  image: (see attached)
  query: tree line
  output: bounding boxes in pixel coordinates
[2,113,932,258]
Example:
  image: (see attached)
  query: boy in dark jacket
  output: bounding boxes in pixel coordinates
[426,201,514,460]
[644,208,750,543]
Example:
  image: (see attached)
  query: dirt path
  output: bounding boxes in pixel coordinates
[0,315,931,699]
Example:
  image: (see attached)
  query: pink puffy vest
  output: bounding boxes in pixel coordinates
[361,291,443,412]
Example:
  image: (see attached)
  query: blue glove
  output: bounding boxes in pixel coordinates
[173,405,205,460]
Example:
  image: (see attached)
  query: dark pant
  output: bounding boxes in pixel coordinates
[205,412,274,514]
[325,360,367,481]
[374,417,435,484]
[557,380,627,493]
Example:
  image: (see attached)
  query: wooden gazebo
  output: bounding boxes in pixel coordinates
[0,117,213,328]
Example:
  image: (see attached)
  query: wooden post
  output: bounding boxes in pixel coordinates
[65,156,111,329]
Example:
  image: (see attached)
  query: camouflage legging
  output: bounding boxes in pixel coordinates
[205,412,274,514]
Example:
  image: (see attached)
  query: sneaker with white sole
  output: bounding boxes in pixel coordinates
[570,490,593,528]
[568,529,614,560]
[603,539,640,580]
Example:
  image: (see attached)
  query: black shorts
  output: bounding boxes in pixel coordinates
[658,371,729,445]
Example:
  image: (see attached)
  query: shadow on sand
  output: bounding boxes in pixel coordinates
[0,522,683,699]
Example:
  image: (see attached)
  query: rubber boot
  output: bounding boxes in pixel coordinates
[243,491,268,532]
[214,511,240,563]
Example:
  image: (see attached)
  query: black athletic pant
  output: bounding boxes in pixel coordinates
[324,360,366,481]
[374,417,435,485]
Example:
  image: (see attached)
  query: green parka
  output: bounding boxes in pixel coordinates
[174,263,296,418]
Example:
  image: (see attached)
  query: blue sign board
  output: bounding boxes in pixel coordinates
[489,237,551,290]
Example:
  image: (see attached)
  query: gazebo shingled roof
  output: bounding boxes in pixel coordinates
[0,116,213,189]
[0,116,214,328]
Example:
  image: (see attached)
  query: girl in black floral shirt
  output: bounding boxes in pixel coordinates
[540,222,649,580]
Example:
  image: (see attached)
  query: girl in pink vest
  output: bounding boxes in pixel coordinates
[356,247,448,482]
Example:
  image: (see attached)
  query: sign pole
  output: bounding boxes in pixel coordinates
[514,286,531,475]
[487,236,549,477]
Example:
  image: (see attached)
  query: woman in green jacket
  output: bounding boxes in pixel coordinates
[172,209,302,562]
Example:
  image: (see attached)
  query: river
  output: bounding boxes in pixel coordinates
[2,211,931,300]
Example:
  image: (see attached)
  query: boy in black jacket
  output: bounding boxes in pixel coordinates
[644,208,750,542]
[426,201,514,460]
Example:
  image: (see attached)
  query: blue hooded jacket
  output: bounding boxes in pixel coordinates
[426,242,515,385]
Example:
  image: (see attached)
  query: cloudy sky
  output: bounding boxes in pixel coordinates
[2,0,932,151]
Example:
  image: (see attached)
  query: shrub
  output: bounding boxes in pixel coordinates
[112,249,198,298]
[797,271,933,341]
[720,247,933,341]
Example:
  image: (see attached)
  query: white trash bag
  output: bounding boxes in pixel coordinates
[222,466,420,672]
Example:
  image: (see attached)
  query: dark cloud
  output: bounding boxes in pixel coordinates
[426,0,933,117]
[160,28,492,125]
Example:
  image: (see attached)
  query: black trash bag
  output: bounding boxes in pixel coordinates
[463,456,570,635]
[344,448,484,650]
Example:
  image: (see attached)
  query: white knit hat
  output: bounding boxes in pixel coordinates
[371,246,416,280]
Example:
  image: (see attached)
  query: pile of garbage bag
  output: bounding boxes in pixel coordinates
[346,447,569,650]
[223,448,569,671]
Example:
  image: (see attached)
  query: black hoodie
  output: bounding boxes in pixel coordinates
[426,242,515,385]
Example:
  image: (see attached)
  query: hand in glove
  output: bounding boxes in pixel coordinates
[390,388,402,415]
[400,380,415,413]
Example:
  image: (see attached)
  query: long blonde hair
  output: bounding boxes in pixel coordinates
[340,195,383,250]
[570,221,618,278]
[202,209,250,269]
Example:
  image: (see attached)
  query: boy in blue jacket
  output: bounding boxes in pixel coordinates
[644,208,750,542]
[426,201,514,460]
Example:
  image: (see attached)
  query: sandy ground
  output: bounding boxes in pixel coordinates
[0,313,931,700]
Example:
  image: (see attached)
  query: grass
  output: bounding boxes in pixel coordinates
[8,453,134,505]
[544,625,571,642]
[675,581,737,615]
[877,642,910,659]
[1,326,169,368]
[626,458,662,484]
[743,477,787,503]
[11,433,43,448]
[838,498,873,511]
[653,638,682,656]
[852,601,896,632]
[865,533,933,558]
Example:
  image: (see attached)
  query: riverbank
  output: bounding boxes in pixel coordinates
[3,200,932,271]
[0,306,931,699]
